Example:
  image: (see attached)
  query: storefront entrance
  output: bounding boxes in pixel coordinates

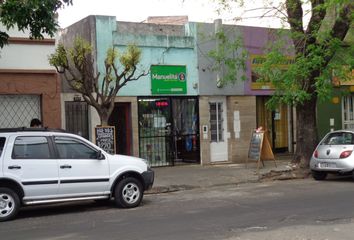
[138,97,200,167]
[256,97,292,153]
[108,103,132,155]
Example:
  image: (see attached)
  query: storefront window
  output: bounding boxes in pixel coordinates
[342,95,354,129]
[138,97,200,167]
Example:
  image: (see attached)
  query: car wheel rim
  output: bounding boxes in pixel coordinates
[0,193,15,218]
[122,183,140,204]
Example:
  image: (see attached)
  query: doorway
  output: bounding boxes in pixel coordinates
[256,97,289,153]
[108,103,132,155]
[138,97,200,167]
[209,97,228,162]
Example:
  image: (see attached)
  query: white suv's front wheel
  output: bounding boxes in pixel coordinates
[0,187,20,222]
[114,177,143,208]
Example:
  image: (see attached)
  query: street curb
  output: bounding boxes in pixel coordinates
[145,179,262,195]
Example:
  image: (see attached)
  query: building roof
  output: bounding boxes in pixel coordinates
[145,16,189,25]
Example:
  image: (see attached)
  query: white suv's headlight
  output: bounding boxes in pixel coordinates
[141,158,150,167]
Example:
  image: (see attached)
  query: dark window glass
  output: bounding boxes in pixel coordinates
[55,136,100,159]
[12,136,50,159]
[0,137,6,157]
[65,101,89,139]
[322,132,354,145]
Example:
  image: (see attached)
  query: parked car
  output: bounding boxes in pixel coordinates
[0,128,154,221]
[310,130,354,180]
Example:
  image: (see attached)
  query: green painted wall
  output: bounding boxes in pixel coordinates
[94,16,199,97]
[316,89,343,139]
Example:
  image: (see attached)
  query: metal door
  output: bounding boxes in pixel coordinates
[138,97,200,167]
[138,98,173,167]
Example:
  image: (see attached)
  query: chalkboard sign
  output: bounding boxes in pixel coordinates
[95,126,116,154]
[248,131,264,161]
[247,130,276,171]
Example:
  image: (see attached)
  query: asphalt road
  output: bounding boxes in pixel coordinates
[1,178,354,240]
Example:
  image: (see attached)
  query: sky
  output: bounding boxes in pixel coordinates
[57,0,289,29]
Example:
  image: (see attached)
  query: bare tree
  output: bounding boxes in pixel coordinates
[50,37,147,125]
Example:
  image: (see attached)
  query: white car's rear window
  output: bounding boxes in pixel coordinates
[322,132,354,145]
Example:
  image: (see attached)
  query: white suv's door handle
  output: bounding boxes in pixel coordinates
[60,165,72,169]
[8,165,21,170]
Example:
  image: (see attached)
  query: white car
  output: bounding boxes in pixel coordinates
[0,128,154,221]
[310,130,354,180]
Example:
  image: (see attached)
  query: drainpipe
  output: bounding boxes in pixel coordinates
[214,19,223,88]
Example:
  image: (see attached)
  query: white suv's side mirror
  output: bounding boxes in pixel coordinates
[97,150,105,160]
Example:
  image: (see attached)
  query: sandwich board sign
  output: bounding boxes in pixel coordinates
[247,129,276,172]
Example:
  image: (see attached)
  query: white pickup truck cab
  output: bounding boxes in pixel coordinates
[0,128,154,221]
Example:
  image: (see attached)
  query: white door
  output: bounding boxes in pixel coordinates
[54,136,110,197]
[3,136,59,199]
[209,97,228,162]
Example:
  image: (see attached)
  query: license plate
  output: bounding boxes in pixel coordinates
[320,162,336,168]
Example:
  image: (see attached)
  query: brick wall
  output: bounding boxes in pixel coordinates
[0,71,61,128]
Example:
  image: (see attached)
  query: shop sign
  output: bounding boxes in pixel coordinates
[151,65,187,94]
[251,55,294,90]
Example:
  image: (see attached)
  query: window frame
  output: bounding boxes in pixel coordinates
[53,136,104,160]
[342,95,354,129]
[209,102,224,143]
[0,137,6,158]
[11,136,54,160]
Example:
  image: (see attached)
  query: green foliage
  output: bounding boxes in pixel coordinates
[48,44,69,69]
[255,25,353,109]
[49,36,145,124]
[0,0,72,48]
[212,0,352,109]
[119,45,142,72]
[206,28,248,86]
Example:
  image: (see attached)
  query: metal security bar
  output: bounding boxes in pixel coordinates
[0,95,41,128]
[138,97,200,167]
[65,101,89,139]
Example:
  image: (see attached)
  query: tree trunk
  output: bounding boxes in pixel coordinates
[100,111,109,126]
[98,103,114,126]
[293,94,318,168]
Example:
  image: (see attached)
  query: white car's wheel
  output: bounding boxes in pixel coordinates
[0,188,20,222]
[114,177,143,208]
[312,171,327,181]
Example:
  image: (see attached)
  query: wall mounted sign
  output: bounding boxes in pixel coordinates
[151,65,187,94]
[250,54,294,90]
[94,126,116,154]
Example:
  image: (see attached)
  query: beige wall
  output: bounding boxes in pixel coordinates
[199,95,257,165]
[199,96,211,165]
[227,96,257,163]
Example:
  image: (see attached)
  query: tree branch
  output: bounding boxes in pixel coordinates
[306,0,326,36]
[286,0,305,54]
[330,2,353,41]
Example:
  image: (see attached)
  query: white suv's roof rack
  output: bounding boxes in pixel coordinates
[0,127,66,133]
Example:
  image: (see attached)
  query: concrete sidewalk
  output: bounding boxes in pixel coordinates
[147,157,293,194]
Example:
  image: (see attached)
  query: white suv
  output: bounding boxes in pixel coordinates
[0,128,154,221]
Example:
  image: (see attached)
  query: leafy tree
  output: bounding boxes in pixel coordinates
[0,0,72,48]
[214,0,353,167]
[49,37,147,125]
